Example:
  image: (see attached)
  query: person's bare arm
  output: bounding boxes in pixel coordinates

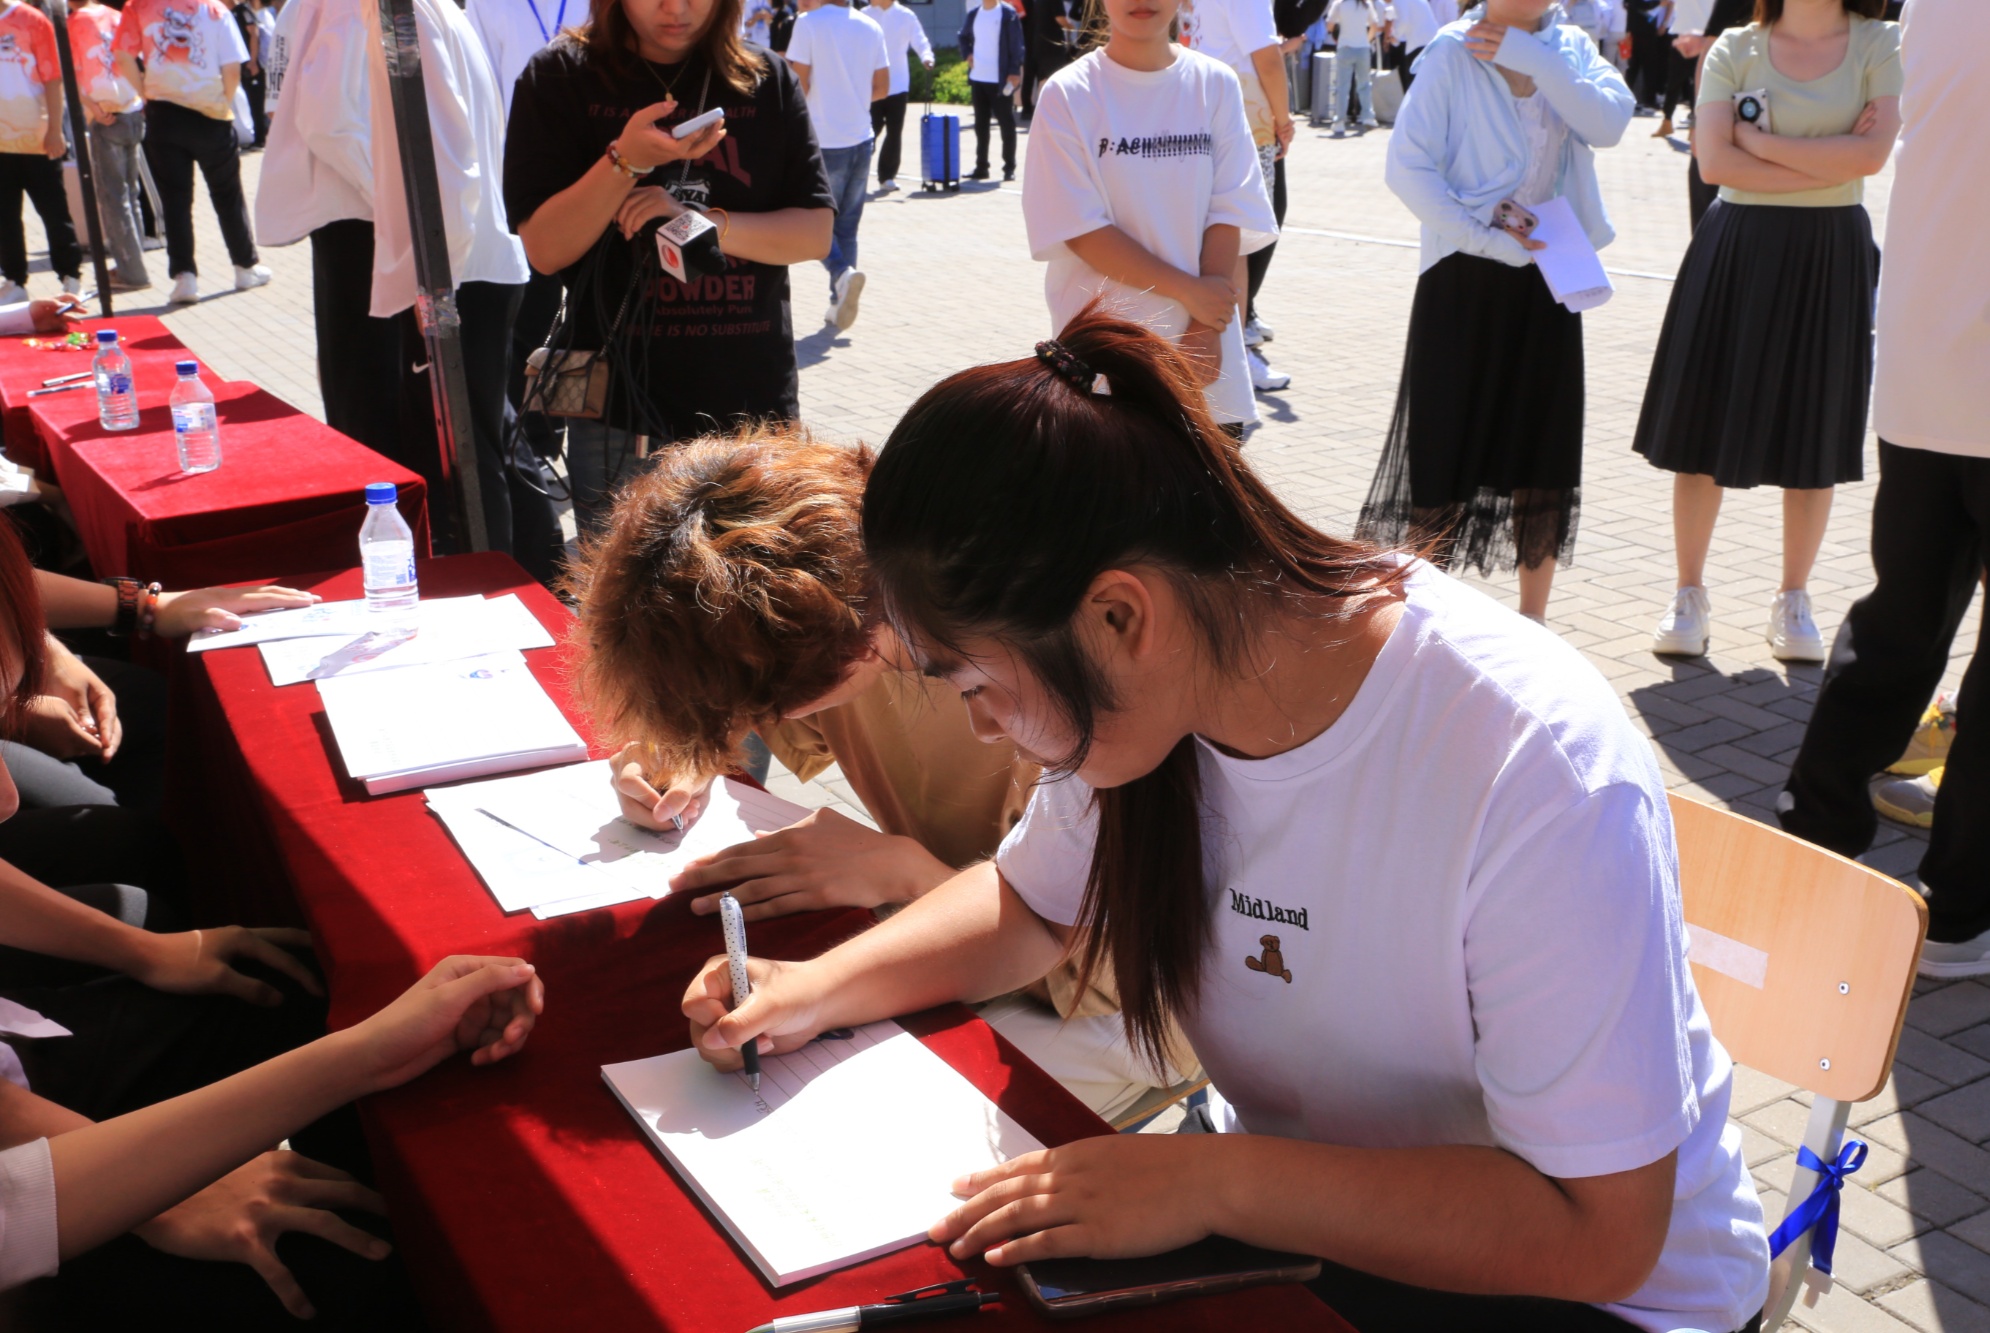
[1249,44,1295,158]
[792,60,812,95]
[39,83,65,160]
[0,1078,90,1149]
[1065,224,1238,329]
[1693,101,1833,192]
[872,66,888,101]
[1183,222,1242,384]
[115,53,145,99]
[517,101,725,273]
[1735,95,1898,183]
[222,61,241,107]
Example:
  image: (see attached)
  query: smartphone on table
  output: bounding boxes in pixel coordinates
[1017,1236,1322,1319]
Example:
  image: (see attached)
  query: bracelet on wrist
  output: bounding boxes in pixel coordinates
[136,582,162,639]
[606,141,650,180]
[705,206,731,243]
[103,575,140,636]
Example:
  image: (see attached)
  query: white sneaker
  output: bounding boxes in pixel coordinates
[1767,589,1825,662]
[234,264,272,291]
[876,179,899,195]
[60,275,83,296]
[830,268,865,331]
[1243,316,1270,348]
[1248,347,1290,393]
[0,280,26,305]
[1920,925,1990,979]
[1652,586,1712,656]
[167,272,199,304]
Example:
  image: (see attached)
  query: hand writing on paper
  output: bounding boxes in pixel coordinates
[136,1150,391,1320]
[609,741,715,830]
[931,1135,1219,1265]
[671,807,953,921]
[132,926,324,1006]
[684,954,827,1072]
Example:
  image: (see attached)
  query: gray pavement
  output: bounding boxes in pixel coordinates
[18,114,1981,1330]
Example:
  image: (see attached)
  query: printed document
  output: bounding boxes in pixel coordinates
[426,770,811,917]
[257,595,556,686]
[187,599,383,652]
[1530,196,1615,313]
[317,654,586,795]
[602,1022,1046,1286]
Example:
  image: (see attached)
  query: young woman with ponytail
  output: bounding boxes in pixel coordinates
[683,309,1769,1333]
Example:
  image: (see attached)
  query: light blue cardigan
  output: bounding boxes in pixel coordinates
[1385,8,1635,273]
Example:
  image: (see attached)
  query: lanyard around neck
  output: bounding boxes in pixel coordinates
[524,0,568,44]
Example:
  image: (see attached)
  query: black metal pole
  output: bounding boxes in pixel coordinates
[376,0,488,553]
[45,0,115,316]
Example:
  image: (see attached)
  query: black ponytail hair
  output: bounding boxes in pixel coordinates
[862,306,1413,1071]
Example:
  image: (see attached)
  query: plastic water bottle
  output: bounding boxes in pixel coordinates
[360,482,419,623]
[168,361,221,474]
[93,330,138,431]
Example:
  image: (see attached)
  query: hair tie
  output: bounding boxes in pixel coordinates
[1035,339,1111,396]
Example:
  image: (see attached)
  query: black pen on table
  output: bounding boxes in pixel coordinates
[744,1280,997,1333]
[719,889,760,1092]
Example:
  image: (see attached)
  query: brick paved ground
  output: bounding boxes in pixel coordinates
[19,112,1980,1329]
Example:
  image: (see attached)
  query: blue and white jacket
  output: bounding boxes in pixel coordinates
[1385,6,1634,272]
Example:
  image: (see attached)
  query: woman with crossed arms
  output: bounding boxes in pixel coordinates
[683,310,1768,1332]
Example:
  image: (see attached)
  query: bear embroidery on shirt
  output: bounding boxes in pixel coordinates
[1244,934,1291,984]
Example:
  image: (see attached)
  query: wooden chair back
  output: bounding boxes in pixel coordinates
[1668,794,1926,1103]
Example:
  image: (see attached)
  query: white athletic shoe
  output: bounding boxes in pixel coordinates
[0,280,25,305]
[830,268,865,331]
[234,263,273,291]
[167,272,199,305]
[1767,589,1825,662]
[1243,316,1272,348]
[1652,585,1712,656]
[1248,347,1290,393]
[60,274,83,296]
[1920,924,1990,979]
[876,179,899,195]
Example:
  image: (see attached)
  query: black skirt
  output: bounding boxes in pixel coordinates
[1633,199,1878,489]
[1358,252,1585,575]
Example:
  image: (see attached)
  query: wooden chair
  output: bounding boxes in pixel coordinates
[1669,794,1927,1332]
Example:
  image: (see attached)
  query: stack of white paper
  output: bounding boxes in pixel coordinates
[317,655,587,795]
[603,1022,1046,1286]
[424,769,811,918]
[187,599,381,652]
[257,595,555,686]
[1530,196,1615,313]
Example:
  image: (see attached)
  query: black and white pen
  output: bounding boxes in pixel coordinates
[743,1281,997,1333]
[719,890,760,1092]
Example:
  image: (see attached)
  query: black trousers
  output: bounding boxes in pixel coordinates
[1659,44,1694,120]
[970,80,1017,173]
[143,98,258,276]
[310,219,405,459]
[1400,44,1423,91]
[0,152,82,284]
[1246,155,1287,320]
[872,91,910,182]
[1781,441,1990,942]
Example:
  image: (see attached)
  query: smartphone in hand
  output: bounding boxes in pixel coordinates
[1493,198,1539,238]
[672,107,725,140]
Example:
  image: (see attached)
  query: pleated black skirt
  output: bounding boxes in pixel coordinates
[1358,252,1585,575]
[1633,199,1878,489]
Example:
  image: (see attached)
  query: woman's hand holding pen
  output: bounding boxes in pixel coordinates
[683,954,830,1072]
[609,741,712,830]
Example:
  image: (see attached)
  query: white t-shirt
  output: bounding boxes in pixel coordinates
[1872,0,1989,459]
[1392,0,1440,50]
[869,0,934,98]
[1187,0,1278,74]
[996,565,1769,1333]
[970,3,1004,84]
[1327,0,1380,48]
[113,0,250,120]
[1023,48,1276,426]
[0,1139,57,1289]
[465,0,571,117]
[786,3,888,149]
[256,0,372,245]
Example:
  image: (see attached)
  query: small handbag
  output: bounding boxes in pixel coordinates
[523,346,612,419]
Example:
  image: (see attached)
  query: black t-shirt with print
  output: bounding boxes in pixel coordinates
[504,39,833,439]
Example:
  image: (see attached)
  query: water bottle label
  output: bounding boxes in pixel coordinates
[105,374,131,395]
[363,548,417,587]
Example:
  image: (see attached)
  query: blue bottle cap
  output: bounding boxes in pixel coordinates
[96,329,117,344]
[175,360,198,376]
[366,482,398,504]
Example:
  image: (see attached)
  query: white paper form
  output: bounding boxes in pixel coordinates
[187,599,381,652]
[316,654,587,794]
[1530,196,1615,313]
[257,595,556,686]
[425,770,812,917]
[602,1022,1045,1287]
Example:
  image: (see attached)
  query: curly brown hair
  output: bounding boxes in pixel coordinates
[565,426,878,780]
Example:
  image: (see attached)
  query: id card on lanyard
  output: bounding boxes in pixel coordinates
[525,0,568,43]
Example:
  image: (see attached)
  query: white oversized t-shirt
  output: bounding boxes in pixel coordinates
[785,3,889,150]
[870,1,934,99]
[996,565,1769,1333]
[1022,48,1276,426]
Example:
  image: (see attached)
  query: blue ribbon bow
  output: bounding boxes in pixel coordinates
[1767,1140,1867,1275]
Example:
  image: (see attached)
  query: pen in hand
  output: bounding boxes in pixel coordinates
[720,890,761,1092]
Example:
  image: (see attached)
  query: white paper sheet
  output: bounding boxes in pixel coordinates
[1530,196,1615,313]
[257,595,556,686]
[425,769,811,917]
[603,1022,1045,1287]
[187,599,381,652]
[316,654,587,794]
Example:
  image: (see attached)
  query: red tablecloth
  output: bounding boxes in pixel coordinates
[185,554,1347,1333]
[35,381,430,587]
[0,316,196,474]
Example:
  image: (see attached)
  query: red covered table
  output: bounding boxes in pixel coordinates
[33,380,429,587]
[184,553,1347,1333]
[0,315,196,474]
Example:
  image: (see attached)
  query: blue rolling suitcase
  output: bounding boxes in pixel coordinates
[920,104,961,192]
